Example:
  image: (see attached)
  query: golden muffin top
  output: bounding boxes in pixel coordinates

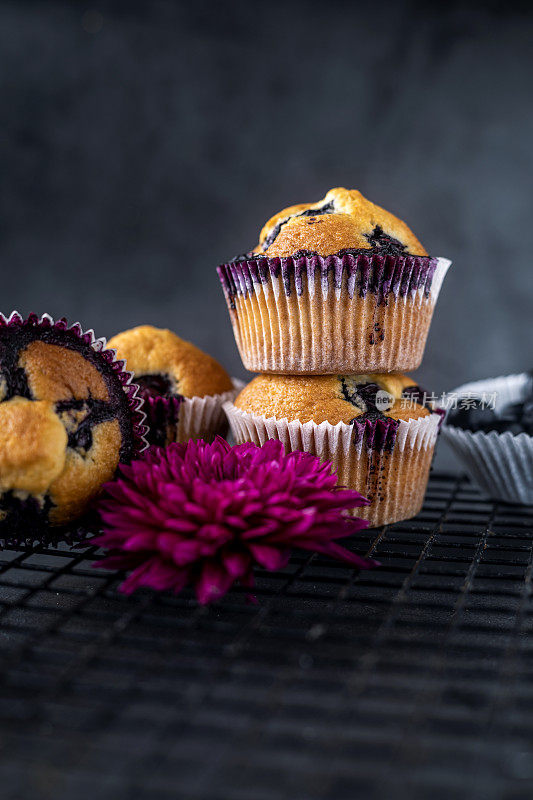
[0,398,68,495]
[107,325,233,399]
[251,187,427,259]
[234,373,431,425]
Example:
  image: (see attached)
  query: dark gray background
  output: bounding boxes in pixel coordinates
[1,0,532,469]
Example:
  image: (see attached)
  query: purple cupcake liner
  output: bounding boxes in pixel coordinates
[218,252,439,306]
[143,395,183,448]
[0,311,148,460]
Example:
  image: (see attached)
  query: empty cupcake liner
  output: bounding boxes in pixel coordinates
[224,401,441,527]
[218,254,451,374]
[442,373,533,504]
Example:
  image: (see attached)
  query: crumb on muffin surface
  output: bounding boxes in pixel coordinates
[234,373,431,425]
[107,325,233,399]
[252,187,427,259]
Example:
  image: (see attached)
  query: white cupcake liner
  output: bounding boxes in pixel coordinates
[442,373,533,504]
[223,401,441,527]
[177,378,244,443]
[218,256,451,374]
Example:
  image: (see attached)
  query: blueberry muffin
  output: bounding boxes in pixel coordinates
[0,313,145,532]
[218,188,451,374]
[225,373,441,527]
[107,325,235,446]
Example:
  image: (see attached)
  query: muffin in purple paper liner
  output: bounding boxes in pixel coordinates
[0,312,147,533]
[107,324,238,447]
[217,187,451,374]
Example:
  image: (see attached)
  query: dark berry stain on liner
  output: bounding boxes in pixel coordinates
[143,396,183,448]
[135,373,184,447]
[219,236,436,307]
[340,378,400,452]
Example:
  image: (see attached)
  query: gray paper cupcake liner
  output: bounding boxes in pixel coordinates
[442,373,533,504]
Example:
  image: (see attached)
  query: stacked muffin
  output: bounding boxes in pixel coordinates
[218,188,451,527]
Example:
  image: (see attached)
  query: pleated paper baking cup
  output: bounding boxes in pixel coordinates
[142,396,184,447]
[176,380,243,443]
[442,373,533,504]
[224,401,441,527]
[218,254,451,374]
[142,380,244,446]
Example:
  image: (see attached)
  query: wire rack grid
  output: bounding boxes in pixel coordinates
[0,472,532,800]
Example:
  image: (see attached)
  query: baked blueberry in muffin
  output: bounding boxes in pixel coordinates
[0,313,145,532]
[107,325,234,446]
[233,372,431,437]
[252,187,426,259]
[218,187,451,374]
[225,372,441,527]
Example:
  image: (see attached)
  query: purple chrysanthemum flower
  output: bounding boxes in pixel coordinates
[93,437,375,604]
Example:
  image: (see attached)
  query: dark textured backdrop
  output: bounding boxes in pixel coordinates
[1,1,532,405]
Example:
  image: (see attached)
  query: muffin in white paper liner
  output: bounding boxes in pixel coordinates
[224,401,441,527]
[142,379,244,447]
[442,373,533,504]
[106,325,240,448]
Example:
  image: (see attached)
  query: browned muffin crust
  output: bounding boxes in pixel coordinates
[107,325,233,399]
[234,373,430,425]
[252,187,427,258]
[20,342,110,402]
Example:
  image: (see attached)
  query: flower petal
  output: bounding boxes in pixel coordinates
[196,562,234,605]
[95,437,376,603]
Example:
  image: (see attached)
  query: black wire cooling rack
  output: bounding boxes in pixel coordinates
[0,472,533,800]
